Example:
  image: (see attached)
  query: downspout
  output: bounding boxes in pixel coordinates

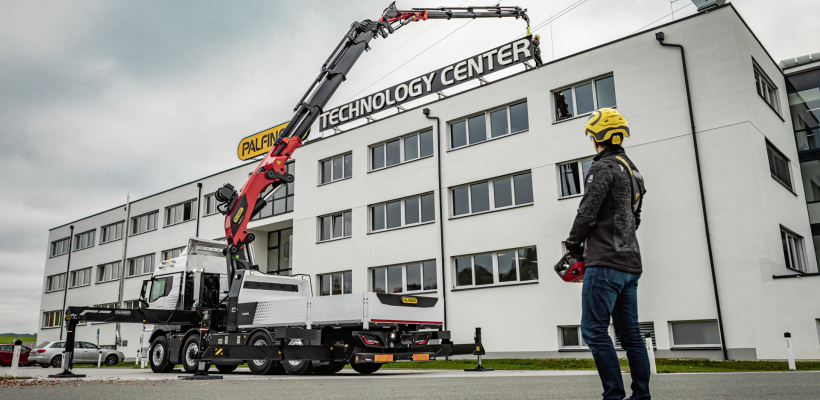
[115,194,132,349]
[59,225,75,340]
[423,108,448,332]
[656,32,729,361]
[196,183,203,237]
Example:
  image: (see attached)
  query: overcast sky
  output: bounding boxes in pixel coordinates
[1,0,817,334]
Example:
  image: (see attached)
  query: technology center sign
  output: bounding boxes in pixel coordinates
[320,36,534,131]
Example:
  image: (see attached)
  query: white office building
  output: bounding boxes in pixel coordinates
[38,4,820,361]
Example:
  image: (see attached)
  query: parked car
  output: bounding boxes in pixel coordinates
[0,344,31,366]
[29,341,125,368]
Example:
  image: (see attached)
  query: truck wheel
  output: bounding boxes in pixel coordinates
[182,335,210,374]
[149,336,175,373]
[282,339,313,376]
[351,362,382,374]
[216,364,238,373]
[247,332,285,375]
[313,362,345,375]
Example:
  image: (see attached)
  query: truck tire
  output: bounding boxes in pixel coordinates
[149,336,175,373]
[282,339,313,376]
[313,362,345,375]
[216,364,239,373]
[247,331,285,375]
[182,334,211,374]
[351,362,382,374]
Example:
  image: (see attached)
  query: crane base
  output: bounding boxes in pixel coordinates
[178,375,223,380]
[49,371,87,378]
[464,367,494,372]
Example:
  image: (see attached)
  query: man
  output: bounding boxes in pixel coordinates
[532,34,543,66]
[564,108,649,400]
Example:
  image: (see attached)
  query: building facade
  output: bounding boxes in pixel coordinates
[39,5,820,361]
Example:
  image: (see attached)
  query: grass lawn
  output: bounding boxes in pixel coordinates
[0,336,36,345]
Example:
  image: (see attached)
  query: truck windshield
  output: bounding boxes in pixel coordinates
[149,278,167,302]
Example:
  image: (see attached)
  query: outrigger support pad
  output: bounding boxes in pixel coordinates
[464,327,494,372]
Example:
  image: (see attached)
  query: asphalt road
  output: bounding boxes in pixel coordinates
[3,368,820,399]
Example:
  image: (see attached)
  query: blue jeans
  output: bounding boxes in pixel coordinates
[581,266,651,400]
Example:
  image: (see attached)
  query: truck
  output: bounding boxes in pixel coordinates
[58,2,531,377]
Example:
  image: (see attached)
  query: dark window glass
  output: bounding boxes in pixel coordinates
[423,261,437,290]
[671,321,721,346]
[474,253,494,285]
[387,265,402,293]
[386,201,401,229]
[560,163,582,197]
[343,211,352,237]
[595,76,616,109]
[582,160,594,180]
[421,194,435,222]
[386,140,401,167]
[575,83,594,115]
[453,187,469,216]
[470,182,490,213]
[562,327,580,346]
[555,90,573,120]
[372,205,385,231]
[332,157,343,180]
[510,102,529,133]
[451,121,467,148]
[332,273,342,295]
[455,257,473,286]
[321,216,331,241]
[419,130,434,157]
[343,271,352,294]
[490,109,509,138]
[514,173,534,205]
[404,135,419,161]
[468,115,486,144]
[493,178,513,208]
[372,268,386,293]
[781,231,791,270]
[405,197,420,225]
[406,263,422,291]
[322,160,332,184]
[344,154,352,178]
[333,214,343,238]
[372,145,385,169]
[518,247,538,281]
[320,275,330,296]
[767,143,792,189]
[497,250,517,282]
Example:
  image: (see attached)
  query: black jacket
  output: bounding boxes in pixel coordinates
[565,146,646,274]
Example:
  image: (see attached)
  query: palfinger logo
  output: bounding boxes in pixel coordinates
[233,207,245,223]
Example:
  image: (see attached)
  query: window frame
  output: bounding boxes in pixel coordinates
[448,100,529,151]
[123,300,140,309]
[129,211,159,236]
[369,192,436,233]
[73,229,96,251]
[449,171,534,219]
[69,267,93,288]
[669,320,722,349]
[558,326,588,350]
[203,193,219,216]
[161,246,186,261]
[50,237,70,258]
[318,152,353,185]
[42,310,62,329]
[552,74,616,123]
[317,210,353,243]
[752,58,782,116]
[100,221,125,244]
[267,227,293,275]
[451,246,539,290]
[97,261,122,284]
[766,140,794,193]
[557,157,596,199]
[370,260,438,294]
[317,270,353,296]
[164,198,198,227]
[46,273,67,293]
[369,129,435,172]
[126,253,156,278]
[781,226,809,273]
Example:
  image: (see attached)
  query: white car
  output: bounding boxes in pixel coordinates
[29,341,125,368]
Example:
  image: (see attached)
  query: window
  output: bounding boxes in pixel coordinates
[43,310,62,328]
[453,246,538,288]
[51,237,70,257]
[559,326,587,349]
[97,261,121,283]
[46,273,66,292]
[130,211,158,235]
[149,277,172,303]
[753,60,781,114]
[123,300,140,309]
[95,302,117,309]
[318,271,353,296]
[319,211,352,242]
[127,253,155,277]
[554,75,616,121]
[74,230,95,251]
[165,199,197,226]
[781,227,808,273]
[320,153,352,184]
[252,162,295,220]
[162,246,186,260]
[786,69,820,152]
[558,159,595,198]
[670,321,721,348]
[69,268,92,288]
[204,194,218,216]
[371,129,434,170]
[450,102,528,149]
[766,141,792,191]
[100,221,124,244]
[371,261,437,294]
[371,193,435,232]
[452,172,533,217]
[267,228,292,275]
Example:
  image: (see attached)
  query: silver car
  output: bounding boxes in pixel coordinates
[29,341,126,368]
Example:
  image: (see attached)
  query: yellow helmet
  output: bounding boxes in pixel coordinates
[534,34,541,40]
[585,108,629,145]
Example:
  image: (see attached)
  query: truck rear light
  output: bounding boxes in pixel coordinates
[360,335,381,346]
[36,349,46,353]
[413,335,430,346]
